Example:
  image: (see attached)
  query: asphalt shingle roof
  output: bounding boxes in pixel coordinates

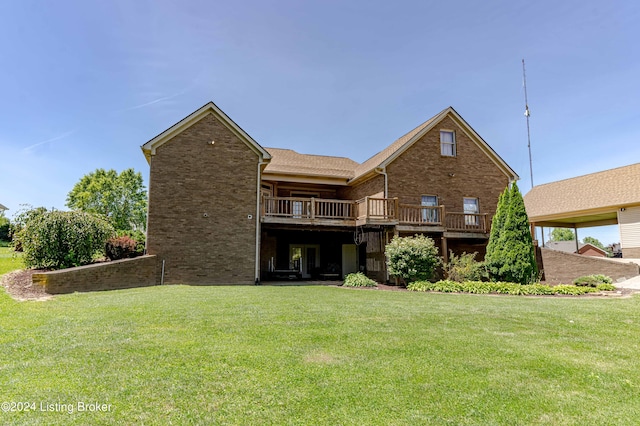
[524,163,640,219]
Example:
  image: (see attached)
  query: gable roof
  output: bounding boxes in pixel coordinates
[350,106,518,183]
[0,203,7,211]
[141,102,271,163]
[524,163,640,222]
[264,148,357,180]
[546,240,608,256]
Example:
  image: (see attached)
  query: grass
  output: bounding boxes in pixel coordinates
[0,245,23,276]
[1,283,640,425]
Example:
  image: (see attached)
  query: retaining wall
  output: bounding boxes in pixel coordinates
[32,255,159,294]
[540,248,639,284]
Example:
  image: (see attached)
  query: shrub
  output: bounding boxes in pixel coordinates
[19,209,115,269]
[596,283,616,291]
[385,234,440,283]
[486,183,537,284]
[407,280,614,296]
[444,252,487,282]
[343,272,377,287]
[0,216,10,241]
[105,236,140,261]
[573,274,613,287]
[116,230,146,255]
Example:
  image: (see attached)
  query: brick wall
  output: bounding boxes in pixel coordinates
[386,116,509,218]
[540,248,639,284]
[622,247,640,258]
[338,174,384,200]
[32,255,160,294]
[147,113,260,285]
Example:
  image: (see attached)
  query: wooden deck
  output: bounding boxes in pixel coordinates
[262,196,489,234]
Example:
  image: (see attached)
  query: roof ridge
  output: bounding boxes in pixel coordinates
[265,147,357,162]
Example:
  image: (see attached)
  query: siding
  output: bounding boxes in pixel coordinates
[619,207,640,249]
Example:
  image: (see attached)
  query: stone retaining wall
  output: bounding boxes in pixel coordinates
[32,255,159,294]
[540,248,639,284]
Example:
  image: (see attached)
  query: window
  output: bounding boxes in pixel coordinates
[421,195,439,223]
[440,130,456,157]
[463,197,479,226]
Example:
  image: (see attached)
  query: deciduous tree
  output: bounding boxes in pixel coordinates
[66,168,147,231]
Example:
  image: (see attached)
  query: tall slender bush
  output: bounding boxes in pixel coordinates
[496,183,537,284]
[485,186,510,278]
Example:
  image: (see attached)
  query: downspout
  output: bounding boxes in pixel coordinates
[374,167,388,198]
[255,158,267,284]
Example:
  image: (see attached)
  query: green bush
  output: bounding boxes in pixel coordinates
[19,209,115,269]
[385,234,440,283]
[573,274,613,287]
[596,283,616,291]
[407,280,613,296]
[444,252,487,282]
[0,216,10,241]
[343,272,377,287]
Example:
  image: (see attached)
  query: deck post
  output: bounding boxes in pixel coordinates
[441,237,448,263]
[310,198,315,219]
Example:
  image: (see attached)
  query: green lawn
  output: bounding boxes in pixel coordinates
[1,283,640,425]
[0,246,23,276]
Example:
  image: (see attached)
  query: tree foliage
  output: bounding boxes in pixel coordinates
[549,228,575,242]
[485,186,510,277]
[486,183,537,284]
[385,234,440,283]
[19,209,115,269]
[66,168,147,231]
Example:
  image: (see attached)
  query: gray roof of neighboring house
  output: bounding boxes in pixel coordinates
[546,241,582,253]
[545,240,607,256]
[0,204,8,211]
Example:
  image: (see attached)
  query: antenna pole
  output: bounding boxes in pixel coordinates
[522,59,534,188]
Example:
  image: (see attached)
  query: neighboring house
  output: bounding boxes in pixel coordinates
[0,203,8,215]
[545,241,608,258]
[524,163,640,258]
[141,102,518,284]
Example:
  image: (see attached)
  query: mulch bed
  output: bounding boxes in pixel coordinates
[0,269,52,301]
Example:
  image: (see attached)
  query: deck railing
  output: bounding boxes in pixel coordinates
[355,197,398,220]
[262,196,355,220]
[399,204,444,225]
[445,212,488,232]
[262,196,488,232]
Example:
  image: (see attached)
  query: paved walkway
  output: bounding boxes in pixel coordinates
[616,274,640,290]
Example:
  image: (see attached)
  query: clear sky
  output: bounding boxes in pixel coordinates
[1,0,638,245]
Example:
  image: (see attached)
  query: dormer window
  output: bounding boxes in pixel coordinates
[440,130,456,157]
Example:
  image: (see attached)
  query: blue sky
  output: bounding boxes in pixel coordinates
[1,0,639,245]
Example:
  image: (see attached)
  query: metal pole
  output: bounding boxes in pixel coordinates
[522,59,534,189]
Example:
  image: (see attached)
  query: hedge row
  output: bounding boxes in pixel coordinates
[407,280,617,296]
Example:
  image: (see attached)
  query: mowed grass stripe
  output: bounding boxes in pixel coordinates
[1,284,639,425]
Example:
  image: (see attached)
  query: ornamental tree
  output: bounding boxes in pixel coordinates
[484,186,510,278]
[493,182,538,284]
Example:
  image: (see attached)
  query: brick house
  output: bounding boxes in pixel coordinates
[142,102,518,284]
